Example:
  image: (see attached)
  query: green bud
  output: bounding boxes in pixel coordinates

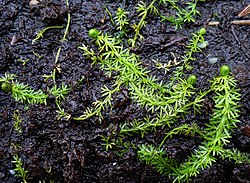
[88,28,99,39]
[199,28,206,35]
[220,65,230,76]
[1,82,12,92]
[187,75,197,85]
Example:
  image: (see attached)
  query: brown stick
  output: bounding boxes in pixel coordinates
[238,5,250,17]
[231,20,250,26]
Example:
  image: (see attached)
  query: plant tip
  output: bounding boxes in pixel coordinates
[199,28,206,35]
[88,28,99,39]
[220,65,230,76]
[1,82,12,92]
[187,75,197,85]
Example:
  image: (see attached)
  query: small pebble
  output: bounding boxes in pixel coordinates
[197,41,208,49]
[10,35,18,45]
[0,172,5,178]
[208,57,218,64]
[29,0,39,7]
[9,170,15,175]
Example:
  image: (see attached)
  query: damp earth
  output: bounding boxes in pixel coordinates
[0,0,250,182]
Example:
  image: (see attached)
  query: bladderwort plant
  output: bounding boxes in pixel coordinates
[160,0,202,29]
[130,0,203,46]
[17,58,29,66]
[76,28,207,139]
[40,0,71,82]
[11,154,30,183]
[137,65,250,182]
[75,28,204,124]
[129,0,165,46]
[77,28,249,181]
[0,73,48,105]
[32,25,64,44]
[0,73,70,120]
[170,27,207,85]
[49,83,71,120]
[114,7,129,38]
[13,110,22,134]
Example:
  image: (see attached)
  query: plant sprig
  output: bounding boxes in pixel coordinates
[1,74,48,105]
[161,0,201,29]
[138,144,177,174]
[11,154,30,183]
[114,8,129,38]
[32,25,64,43]
[172,65,245,182]
[13,110,22,134]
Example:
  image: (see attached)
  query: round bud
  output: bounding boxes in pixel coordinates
[187,75,197,85]
[199,28,206,35]
[220,65,230,76]
[88,29,99,39]
[1,82,12,92]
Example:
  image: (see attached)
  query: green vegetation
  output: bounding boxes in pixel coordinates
[160,0,201,29]
[0,74,70,121]
[32,26,64,43]
[76,28,207,136]
[49,83,70,102]
[1,1,249,182]
[76,27,250,182]
[0,74,48,104]
[138,144,177,174]
[135,66,250,182]
[13,110,22,134]
[17,58,29,66]
[11,154,30,183]
[129,0,203,46]
[114,8,129,38]
[49,83,71,120]
[171,67,248,182]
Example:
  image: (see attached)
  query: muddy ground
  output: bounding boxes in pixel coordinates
[0,0,250,182]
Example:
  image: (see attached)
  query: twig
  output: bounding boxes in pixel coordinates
[238,5,250,17]
[231,20,250,26]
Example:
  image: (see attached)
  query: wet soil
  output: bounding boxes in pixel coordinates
[0,0,250,182]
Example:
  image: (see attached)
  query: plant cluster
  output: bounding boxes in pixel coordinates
[0,74,70,120]
[49,83,71,120]
[137,66,250,182]
[76,27,250,182]
[76,29,205,126]
[160,0,201,29]
[0,74,48,105]
[13,110,22,134]
[130,0,202,46]
[11,154,30,183]
[138,144,177,174]
[114,8,129,38]
[171,28,206,84]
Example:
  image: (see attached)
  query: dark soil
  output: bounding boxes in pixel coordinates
[0,0,250,182]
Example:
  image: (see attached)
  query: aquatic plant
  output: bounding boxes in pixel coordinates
[114,7,129,38]
[11,154,30,183]
[160,0,201,29]
[13,110,22,134]
[76,28,205,125]
[172,65,250,182]
[49,83,71,120]
[32,25,64,44]
[137,65,250,182]
[130,0,202,46]
[0,74,48,105]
